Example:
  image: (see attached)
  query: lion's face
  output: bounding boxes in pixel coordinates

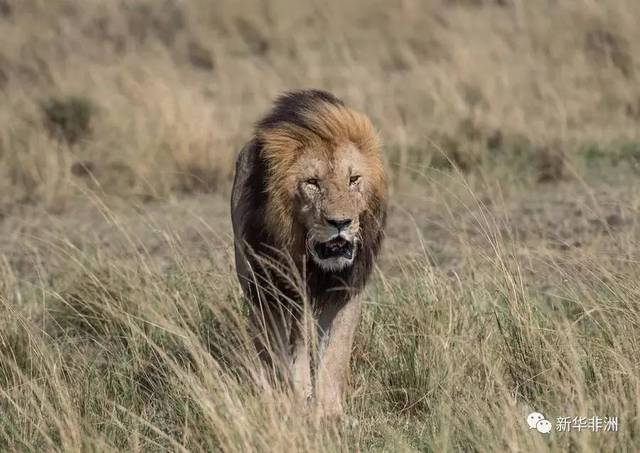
[258,95,386,274]
[290,143,373,271]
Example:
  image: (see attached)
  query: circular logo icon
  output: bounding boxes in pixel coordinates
[536,419,552,434]
[527,412,545,430]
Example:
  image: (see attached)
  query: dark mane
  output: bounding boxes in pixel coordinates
[257,89,344,132]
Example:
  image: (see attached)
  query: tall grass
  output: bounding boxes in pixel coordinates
[1,170,638,451]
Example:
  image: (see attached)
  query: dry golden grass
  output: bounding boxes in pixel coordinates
[1,0,640,451]
[1,172,639,451]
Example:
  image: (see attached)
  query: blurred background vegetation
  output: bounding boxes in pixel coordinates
[1,0,640,211]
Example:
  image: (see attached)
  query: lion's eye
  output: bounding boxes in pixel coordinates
[349,175,361,186]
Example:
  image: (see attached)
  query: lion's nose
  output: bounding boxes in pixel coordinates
[327,218,352,230]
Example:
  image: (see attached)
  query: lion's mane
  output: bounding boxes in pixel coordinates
[231,89,387,306]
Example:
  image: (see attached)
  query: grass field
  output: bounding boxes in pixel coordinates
[1,1,639,451]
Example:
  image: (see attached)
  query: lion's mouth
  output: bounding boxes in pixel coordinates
[314,237,354,260]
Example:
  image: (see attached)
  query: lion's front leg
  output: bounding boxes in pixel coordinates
[291,328,312,404]
[251,301,313,403]
[314,295,363,419]
[291,303,314,403]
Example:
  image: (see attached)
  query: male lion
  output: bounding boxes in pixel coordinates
[231,90,387,418]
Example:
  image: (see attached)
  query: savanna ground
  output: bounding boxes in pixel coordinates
[1,0,639,451]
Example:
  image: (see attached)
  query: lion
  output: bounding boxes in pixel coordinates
[231,89,387,418]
